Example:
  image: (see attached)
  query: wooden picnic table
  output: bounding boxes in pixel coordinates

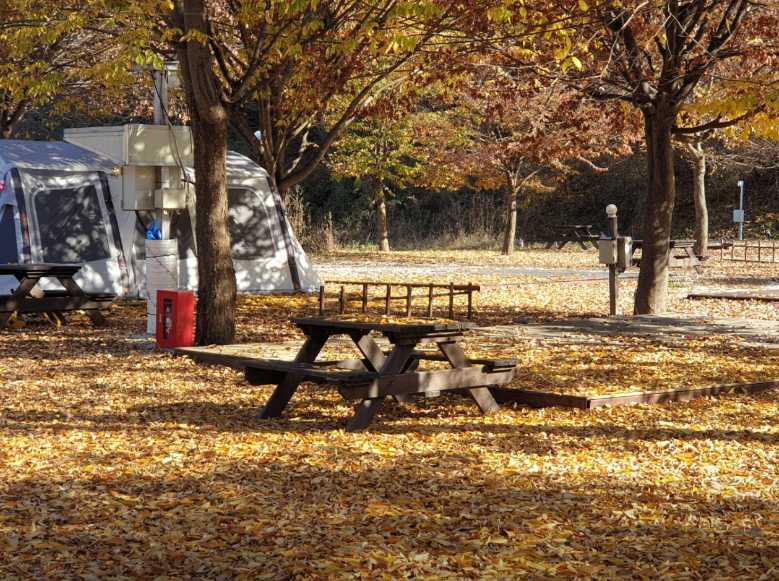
[545,224,602,250]
[630,240,702,269]
[245,317,517,431]
[0,263,115,328]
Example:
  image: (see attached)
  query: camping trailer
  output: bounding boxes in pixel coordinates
[0,124,320,298]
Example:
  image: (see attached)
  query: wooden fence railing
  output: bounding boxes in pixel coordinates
[319,281,479,320]
[719,239,779,263]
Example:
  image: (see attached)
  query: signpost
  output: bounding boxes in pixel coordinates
[735,180,746,240]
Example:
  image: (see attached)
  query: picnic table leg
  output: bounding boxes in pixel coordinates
[346,343,415,431]
[437,341,499,414]
[587,229,600,249]
[259,333,328,419]
[351,333,385,371]
[0,277,41,328]
[351,333,413,403]
[58,276,105,325]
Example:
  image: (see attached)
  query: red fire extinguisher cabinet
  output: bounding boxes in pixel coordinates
[156,290,195,348]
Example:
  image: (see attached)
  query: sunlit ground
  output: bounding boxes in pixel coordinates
[1,249,777,578]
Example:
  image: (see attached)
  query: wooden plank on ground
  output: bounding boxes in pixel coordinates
[491,388,590,409]
[585,380,779,408]
[493,380,779,410]
[687,291,779,302]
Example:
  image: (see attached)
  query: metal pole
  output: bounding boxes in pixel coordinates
[738,180,745,241]
[606,204,619,316]
[153,69,170,239]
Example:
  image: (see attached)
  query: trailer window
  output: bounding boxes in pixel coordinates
[34,184,111,263]
[228,188,275,260]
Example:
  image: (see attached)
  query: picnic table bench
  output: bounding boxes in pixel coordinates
[245,317,517,431]
[630,240,703,270]
[0,263,115,328]
[545,224,602,250]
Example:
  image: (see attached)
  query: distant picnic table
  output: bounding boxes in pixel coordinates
[545,224,602,250]
[630,239,721,270]
[245,317,516,431]
[0,263,115,328]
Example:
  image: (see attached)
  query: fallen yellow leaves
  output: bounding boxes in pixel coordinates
[0,249,778,578]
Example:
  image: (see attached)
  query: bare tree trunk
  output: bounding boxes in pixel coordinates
[376,187,390,252]
[177,0,236,345]
[686,141,708,258]
[502,187,518,255]
[634,103,676,315]
[519,199,531,246]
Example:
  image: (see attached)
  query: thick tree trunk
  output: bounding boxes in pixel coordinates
[177,0,237,345]
[634,103,676,315]
[687,142,708,258]
[376,187,390,252]
[502,187,518,255]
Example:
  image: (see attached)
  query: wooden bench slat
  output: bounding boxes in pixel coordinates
[339,367,516,400]
[245,359,378,386]
[0,297,113,313]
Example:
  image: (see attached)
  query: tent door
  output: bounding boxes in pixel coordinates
[19,169,128,295]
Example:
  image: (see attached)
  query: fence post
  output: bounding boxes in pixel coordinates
[339,286,346,314]
[405,286,412,317]
[318,285,325,316]
[427,284,434,318]
[385,285,391,316]
[467,283,474,320]
[448,282,454,319]
[362,283,368,313]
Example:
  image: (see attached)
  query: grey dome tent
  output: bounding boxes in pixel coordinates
[0,128,320,298]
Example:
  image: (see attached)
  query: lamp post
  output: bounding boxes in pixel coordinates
[606,204,619,316]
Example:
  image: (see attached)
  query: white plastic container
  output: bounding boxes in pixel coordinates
[145,239,179,334]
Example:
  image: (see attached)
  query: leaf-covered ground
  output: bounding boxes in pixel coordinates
[1,249,778,579]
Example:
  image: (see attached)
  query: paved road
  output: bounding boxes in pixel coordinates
[316,261,641,282]
[478,315,779,348]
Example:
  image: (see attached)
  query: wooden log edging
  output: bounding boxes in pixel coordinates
[687,291,779,303]
[493,379,779,409]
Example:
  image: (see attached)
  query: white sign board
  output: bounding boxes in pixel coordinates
[733,209,745,223]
